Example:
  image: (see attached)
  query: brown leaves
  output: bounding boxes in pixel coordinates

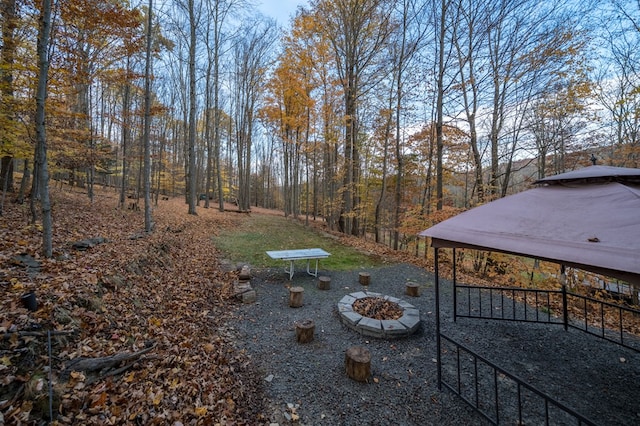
[352,297,403,320]
[1,188,265,424]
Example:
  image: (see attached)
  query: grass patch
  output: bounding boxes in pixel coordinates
[212,214,383,271]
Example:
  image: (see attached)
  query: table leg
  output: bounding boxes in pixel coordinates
[306,258,319,277]
[284,260,295,280]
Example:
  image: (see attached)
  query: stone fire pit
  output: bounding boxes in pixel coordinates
[338,291,420,338]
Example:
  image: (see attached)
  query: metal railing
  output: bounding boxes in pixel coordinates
[565,291,640,352]
[439,334,596,425]
[454,284,566,325]
[454,284,640,353]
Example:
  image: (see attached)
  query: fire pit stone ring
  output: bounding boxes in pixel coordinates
[337,291,420,338]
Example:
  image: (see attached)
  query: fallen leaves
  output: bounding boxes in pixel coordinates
[352,297,403,320]
[1,187,266,424]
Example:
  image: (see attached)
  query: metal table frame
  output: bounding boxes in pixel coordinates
[266,248,331,280]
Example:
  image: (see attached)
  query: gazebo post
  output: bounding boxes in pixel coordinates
[561,264,568,331]
[435,247,442,391]
[453,248,457,322]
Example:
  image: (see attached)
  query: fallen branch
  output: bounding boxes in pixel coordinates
[1,329,76,341]
[61,342,156,380]
[99,355,161,379]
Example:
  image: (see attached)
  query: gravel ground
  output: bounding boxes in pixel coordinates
[232,263,640,426]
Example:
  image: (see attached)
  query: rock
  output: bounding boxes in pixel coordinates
[10,254,41,272]
[242,290,257,304]
[100,274,125,291]
[238,265,251,281]
[72,237,107,251]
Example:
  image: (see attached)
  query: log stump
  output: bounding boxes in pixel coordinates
[358,272,371,286]
[289,286,304,308]
[295,319,315,343]
[345,346,371,382]
[318,275,331,290]
[405,282,420,297]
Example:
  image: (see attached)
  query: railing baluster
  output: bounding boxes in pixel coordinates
[584,298,588,331]
[439,334,596,425]
[456,344,461,394]
[517,382,523,426]
[544,398,549,426]
[619,307,624,345]
[474,356,479,408]
[489,288,494,318]
[494,368,499,424]
[454,284,640,352]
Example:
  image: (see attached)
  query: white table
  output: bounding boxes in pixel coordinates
[266,248,331,280]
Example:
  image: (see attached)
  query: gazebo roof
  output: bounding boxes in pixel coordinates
[419,166,640,283]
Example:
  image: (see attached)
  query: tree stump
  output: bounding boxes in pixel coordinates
[359,272,371,286]
[405,282,420,297]
[289,286,304,308]
[318,276,331,290]
[295,319,315,343]
[345,346,371,382]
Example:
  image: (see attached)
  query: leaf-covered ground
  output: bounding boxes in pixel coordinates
[3,185,639,425]
[1,187,267,424]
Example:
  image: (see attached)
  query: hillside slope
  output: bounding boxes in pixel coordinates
[1,187,266,424]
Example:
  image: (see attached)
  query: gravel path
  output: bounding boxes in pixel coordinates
[232,263,640,425]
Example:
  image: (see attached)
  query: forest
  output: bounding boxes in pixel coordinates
[2,1,640,423]
[1,0,640,252]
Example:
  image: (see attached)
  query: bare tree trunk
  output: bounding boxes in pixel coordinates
[452,0,485,204]
[208,0,232,212]
[392,0,421,249]
[374,102,392,244]
[17,159,30,204]
[435,0,447,211]
[0,157,13,197]
[35,0,53,258]
[214,22,225,212]
[119,59,131,209]
[187,0,197,215]
[203,59,213,208]
[233,19,276,212]
[143,0,154,232]
[317,0,392,236]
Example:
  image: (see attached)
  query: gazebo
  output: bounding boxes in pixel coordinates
[419,165,640,424]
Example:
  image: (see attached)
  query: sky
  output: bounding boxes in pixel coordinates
[257,0,308,24]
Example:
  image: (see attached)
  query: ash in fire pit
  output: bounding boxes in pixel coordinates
[338,291,420,338]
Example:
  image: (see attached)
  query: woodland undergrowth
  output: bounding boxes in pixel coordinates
[1,187,266,425]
